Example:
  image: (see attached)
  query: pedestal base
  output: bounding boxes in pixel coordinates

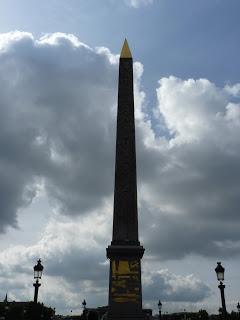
[107,245,145,320]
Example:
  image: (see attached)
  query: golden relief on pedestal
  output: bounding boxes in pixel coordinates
[111,260,140,303]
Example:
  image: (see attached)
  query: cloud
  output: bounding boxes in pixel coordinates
[0,31,118,231]
[0,210,210,313]
[0,30,145,232]
[143,269,211,302]
[0,206,111,312]
[1,31,240,260]
[124,0,154,8]
[224,83,240,97]
[138,76,240,259]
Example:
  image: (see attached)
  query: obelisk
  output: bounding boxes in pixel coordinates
[106,39,145,320]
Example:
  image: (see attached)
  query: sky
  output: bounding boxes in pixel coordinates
[0,0,240,316]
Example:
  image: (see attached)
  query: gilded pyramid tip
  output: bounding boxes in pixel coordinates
[120,39,132,58]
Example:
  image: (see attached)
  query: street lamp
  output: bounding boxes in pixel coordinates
[82,299,87,310]
[33,259,44,303]
[215,262,227,319]
[158,300,162,320]
[237,302,240,314]
[183,309,186,320]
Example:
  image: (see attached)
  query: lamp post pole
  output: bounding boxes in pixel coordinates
[4,305,9,320]
[159,310,162,320]
[81,300,87,320]
[33,259,44,304]
[33,279,41,304]
[218,282,226,318]
[158,300,162,320]
[215,262,227,319]
[184,309,186,320]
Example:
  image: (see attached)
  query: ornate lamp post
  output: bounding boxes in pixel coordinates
[237,302,240,314]
[215,262,227,319]
[82,299,87,311]
[33,259,44,303]
[158,300,162,320]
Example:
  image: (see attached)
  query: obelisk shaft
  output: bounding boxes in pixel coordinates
[112,51,139,245]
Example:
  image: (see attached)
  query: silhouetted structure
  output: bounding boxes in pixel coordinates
[0,297,54,320]
[33,259,44,304]
[106,40,145,320]
[88,310,99,320]
[158,301,162,320]
[215,262,227,319]
[82,300,87,310]
[237,302,240,314]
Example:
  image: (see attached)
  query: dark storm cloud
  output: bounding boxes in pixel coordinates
[46,247,107,282]
[0,32,118,230]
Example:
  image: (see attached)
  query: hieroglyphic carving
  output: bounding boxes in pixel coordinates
[111,260,140,303]
[113,58,139,243]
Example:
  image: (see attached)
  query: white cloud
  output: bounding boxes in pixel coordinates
[37,32,90,49]
[224,83,240,97]
[125,0,154,8]
[156,76,227,144]
[0,31,33,52]
[143,269,211,302]
[139,75,240,260]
